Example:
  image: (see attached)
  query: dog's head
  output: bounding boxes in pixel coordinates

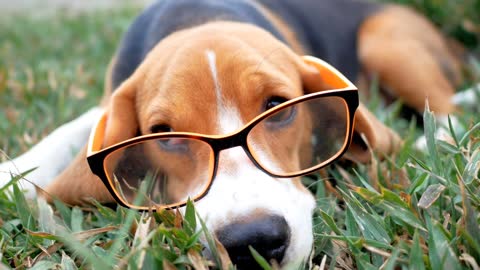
[92,22,400,268]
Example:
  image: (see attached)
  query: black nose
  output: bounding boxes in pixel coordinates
[216,215,290,269]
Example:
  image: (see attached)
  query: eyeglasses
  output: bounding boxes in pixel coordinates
[86,56,359,210]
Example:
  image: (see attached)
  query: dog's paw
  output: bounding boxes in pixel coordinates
[452,83,480,107]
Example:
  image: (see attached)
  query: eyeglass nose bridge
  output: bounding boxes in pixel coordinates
[209,127,251,152]
[207,126,275,180]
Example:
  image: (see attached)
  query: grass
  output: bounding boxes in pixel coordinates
[0,1,479,269]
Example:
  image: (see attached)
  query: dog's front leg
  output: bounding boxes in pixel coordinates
[0,107,102,197]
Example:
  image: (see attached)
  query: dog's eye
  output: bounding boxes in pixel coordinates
[264,96,288,111]
[150,124,172,134]
[157,137,189,152]
[264,96,295,127]
[150,125,188,152]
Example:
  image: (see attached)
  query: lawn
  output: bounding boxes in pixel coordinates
[0,1,479,269]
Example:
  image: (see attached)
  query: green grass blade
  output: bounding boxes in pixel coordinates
[447,115,460,147]
[425,214,461,270]
[423,101,440,172]
[459,122,480,146]
[320,210,342,235]
[53,199,72,229]
[248,246,272,270]
[71,207,84,233]
[383,246,400,270]
[61,251,79,270]
[197,214,222,269]
[344,200,391,244]
[12,182,35,231]
[184,199,197,236]
[0,167,37,193]
[409,230,426,270]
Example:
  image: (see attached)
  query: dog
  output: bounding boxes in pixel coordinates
[0,0,470,268]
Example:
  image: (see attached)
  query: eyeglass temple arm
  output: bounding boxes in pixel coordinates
[302,56,356,90]
[87,110,108,156]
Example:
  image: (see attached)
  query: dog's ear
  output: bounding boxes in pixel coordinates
[43,75,141,206]
[44,146,114,205]
[103,77,139,147]
[345,104,401,162]
[299,60,401,163]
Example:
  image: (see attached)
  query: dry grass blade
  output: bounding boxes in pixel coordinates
[417,184,446,209]
[336,166,355,186]
[73,225,118,241]
[163,260,177,270]
[174,209,183,228]
[318,255,327,270]
[132,215,152,269]
[214,237,233,270]
[363,244,408,264]
[24,229,57,239]
[460,253,480,270]
[187,250,208,270]
[31,242,64,265]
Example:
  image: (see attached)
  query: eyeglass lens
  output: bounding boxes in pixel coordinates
[103,138,214,207]
[247,96,348,176]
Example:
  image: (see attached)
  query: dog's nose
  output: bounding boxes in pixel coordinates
[216,215,290,269]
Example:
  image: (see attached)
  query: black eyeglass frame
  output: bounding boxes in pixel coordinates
[86,56,359,210]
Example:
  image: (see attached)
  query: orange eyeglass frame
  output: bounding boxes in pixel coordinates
[86,56,359,210]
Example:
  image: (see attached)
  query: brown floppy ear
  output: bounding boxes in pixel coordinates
[345,104,401,163]
[43,76,140,205]
[299,59,402,163]
[103,77,139,147]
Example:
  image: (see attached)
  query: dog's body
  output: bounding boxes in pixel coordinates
[0,0,470,268]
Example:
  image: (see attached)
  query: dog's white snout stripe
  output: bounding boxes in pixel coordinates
[206,49,243,135]
[206,50,222,107]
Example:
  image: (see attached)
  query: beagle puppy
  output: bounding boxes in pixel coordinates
[0,0,467,268]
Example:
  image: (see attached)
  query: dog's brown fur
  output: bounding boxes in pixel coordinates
[358,6,462,114]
